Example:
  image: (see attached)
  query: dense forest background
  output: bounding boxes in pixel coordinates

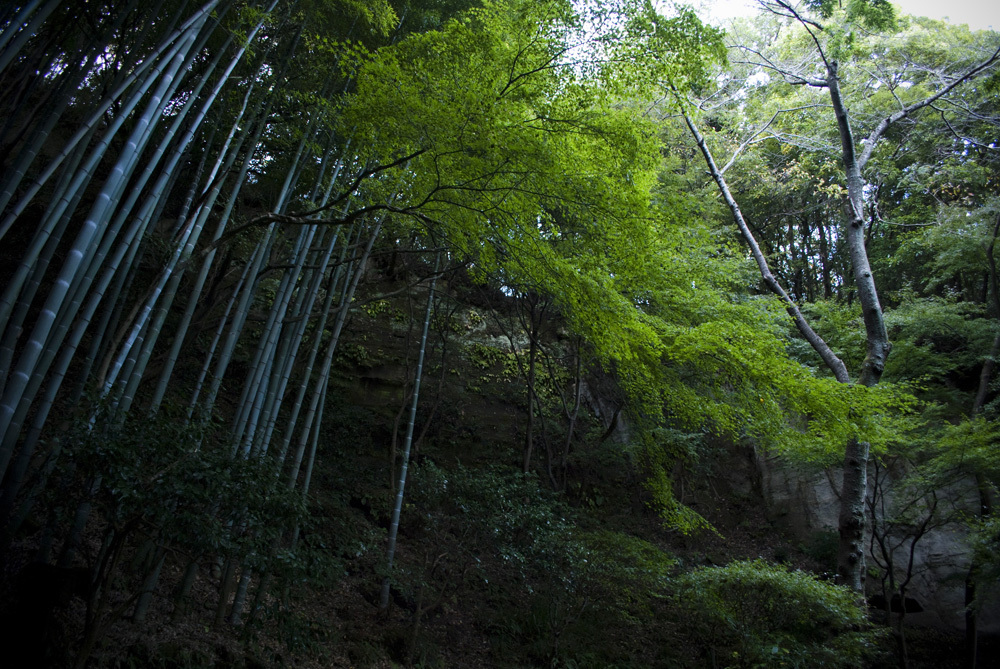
[0,0,998,667]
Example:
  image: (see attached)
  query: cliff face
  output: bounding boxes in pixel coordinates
[331,266,1000,647]
[757,455,1000,634]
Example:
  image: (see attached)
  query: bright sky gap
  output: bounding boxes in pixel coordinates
[691,0,999,31]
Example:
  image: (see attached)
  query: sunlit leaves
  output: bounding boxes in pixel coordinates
[335,0,729,404]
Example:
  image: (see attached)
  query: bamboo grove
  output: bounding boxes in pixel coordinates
[0,0,730,652]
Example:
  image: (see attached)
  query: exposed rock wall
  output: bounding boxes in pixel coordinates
[757,454,1000,634]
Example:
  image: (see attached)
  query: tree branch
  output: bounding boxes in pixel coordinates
[718,104,829,174]
[932,105,999,151]
[857,45,1000,168]
[732,49,826,87]
[771,0,832,72]
[302,148,428,215]
[681,105,850,383]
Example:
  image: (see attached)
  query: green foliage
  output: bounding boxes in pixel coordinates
[674,560,884,668]
[921,416,1000,481]
[796,0,899,58]
[11,0,999,664]
[409,462,571,575]
[653,293,916,463]
[793,300,866,372]
[335,0,398,37]
[801,528,840,567]
[890,202,1000,301]
[360,298,402,321]
[883,294,992,388]
[804,0,896,30]
[637,428,719,535]
[576,529,676,614]
[61,402,310,577]
[466,341,512,371]
[407,462,680,667]
[848,0,896,30]
[644,464,718,536]
[969,514,1000,605]
[338,0,727,411]
[498,527,677,668]
[461,341,520,397]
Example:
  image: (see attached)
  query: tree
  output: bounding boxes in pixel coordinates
[677,0,1000,591]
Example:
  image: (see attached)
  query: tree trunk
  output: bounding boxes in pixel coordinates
[682,111,850,383]
[380,256,439,612]
[837,438,869,591]
[683,88,883,590]
[826,61,891,591]
[965,212,1000,667]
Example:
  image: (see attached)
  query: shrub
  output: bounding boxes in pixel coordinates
[674,559,883,668]
[407,464,679,667]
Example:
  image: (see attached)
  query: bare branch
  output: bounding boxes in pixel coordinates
[857,44,1000,168]
[770,0,832,72]
[732,48,826,87]
[302,148,429,216]
[758,0,825,32]
[718,104,829,174]
[937,97,1000,125]
[932,105,999,150]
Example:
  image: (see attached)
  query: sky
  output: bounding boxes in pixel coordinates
[695,0,1000,32]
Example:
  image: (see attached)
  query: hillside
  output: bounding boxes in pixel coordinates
[1,1,999,667]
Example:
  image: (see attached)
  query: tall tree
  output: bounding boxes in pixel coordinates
[677,0,1000,590]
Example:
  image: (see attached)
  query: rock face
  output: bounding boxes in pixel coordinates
[757,454,1000,634]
